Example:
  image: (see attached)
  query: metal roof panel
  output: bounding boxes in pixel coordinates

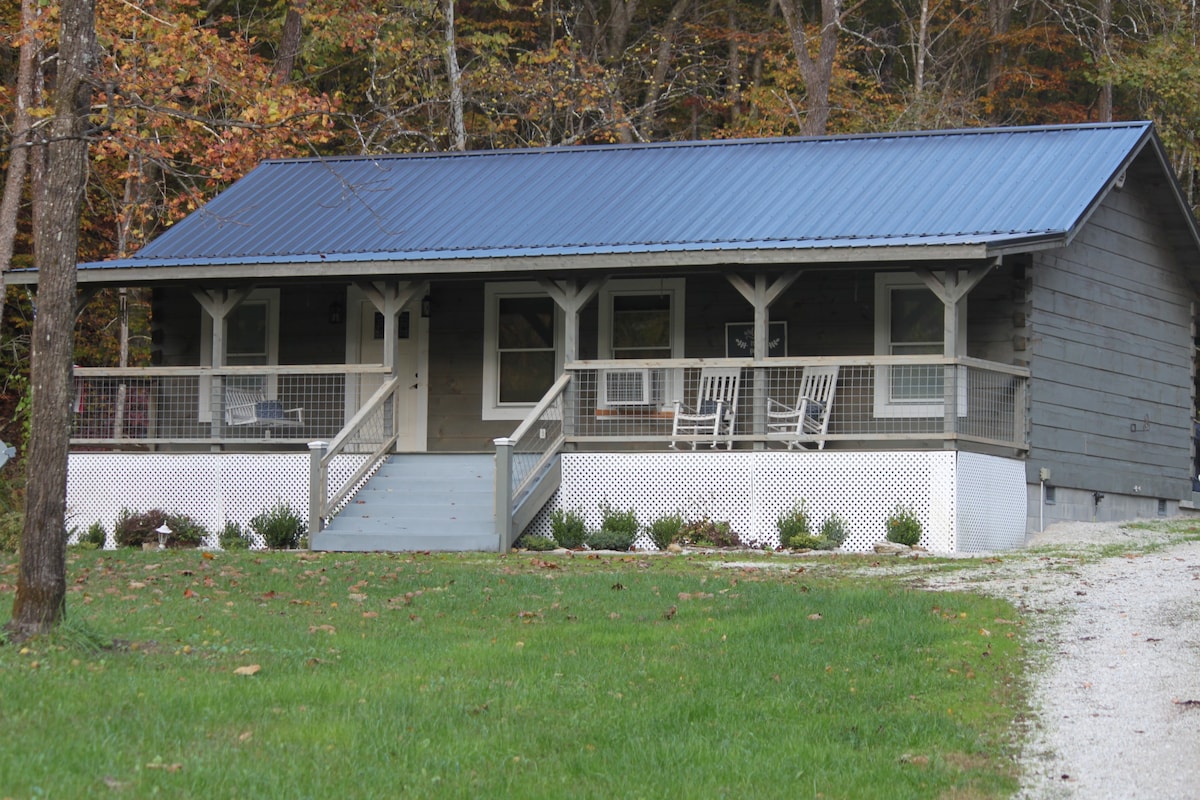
[104,122,1157,268]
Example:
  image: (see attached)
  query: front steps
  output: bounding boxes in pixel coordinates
[310,454,498,551]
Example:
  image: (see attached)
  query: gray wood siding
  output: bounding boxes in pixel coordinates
[1028,171,1194,500]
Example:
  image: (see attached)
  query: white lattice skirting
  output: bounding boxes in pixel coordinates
[545,450,1026,553]
[66,452,367,548]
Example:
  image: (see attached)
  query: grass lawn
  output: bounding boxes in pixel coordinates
[0,548,1025,799]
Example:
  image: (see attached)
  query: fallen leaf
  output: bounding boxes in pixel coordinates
[234,664,261,676]
[309,624,336,635]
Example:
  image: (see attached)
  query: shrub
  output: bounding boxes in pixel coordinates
[678,516,739,548]
[586,527,636,551]
[549,508,587,549]
[114,509,205,548]
[219,521,251,550]
[818,514,848,549]
[886,505,922,547]
[647,513,683,550]
[515,534,557,551]
[777,501,812,549]
[250,501,306,550]
[80,521,107,549]
[0,512,19,553]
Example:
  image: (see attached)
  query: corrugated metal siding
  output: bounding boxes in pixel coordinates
[117,123,1153,267]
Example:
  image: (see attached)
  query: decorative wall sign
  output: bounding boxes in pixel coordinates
[725,322,787,357]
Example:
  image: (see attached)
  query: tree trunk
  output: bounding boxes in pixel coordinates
[443,0,466,151]
[0,0,41,322]
[273,3,304,85]
[7,0,96,642]
[777,0,841,136]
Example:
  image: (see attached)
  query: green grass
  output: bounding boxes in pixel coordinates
[0,549,1025,799]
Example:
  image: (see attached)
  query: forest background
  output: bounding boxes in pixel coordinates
[1,0,1199,456]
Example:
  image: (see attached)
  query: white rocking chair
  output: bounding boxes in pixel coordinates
[767,365,838,449]
[670,366,741,450]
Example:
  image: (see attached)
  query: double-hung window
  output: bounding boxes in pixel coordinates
[482,283,561,420]
[873,272,965,417]
[598,279,684,409]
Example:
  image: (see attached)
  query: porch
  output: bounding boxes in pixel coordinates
[67,355,1030,553]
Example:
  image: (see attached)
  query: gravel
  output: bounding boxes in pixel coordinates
[916,520,1200,799]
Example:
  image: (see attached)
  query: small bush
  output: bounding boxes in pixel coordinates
[818,514,848,549]
[598,503,638,537]
[219,521,251,550]
[78,521,107,549]
[250,501,306,550]
[515,534,557,551]
[647,513,683,550]
[549,508,587,549]
[0,512,20,553]
[678,516,739,548]
[777,501,811,549]
[586,527,635,551]
[886,505,922,547]
[114,509,205,548]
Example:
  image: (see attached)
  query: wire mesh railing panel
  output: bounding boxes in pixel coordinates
[72,367,389,445]
[563,358,1028,451]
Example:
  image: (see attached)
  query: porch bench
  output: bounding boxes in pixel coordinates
[224,388,304,427]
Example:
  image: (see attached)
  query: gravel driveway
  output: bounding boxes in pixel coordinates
[919,521,1200,799]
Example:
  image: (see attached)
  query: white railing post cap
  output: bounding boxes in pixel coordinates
[307,441,329,451]
[493,437,515,447]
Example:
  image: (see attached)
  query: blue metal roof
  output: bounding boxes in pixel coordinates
[86,122,1162,270]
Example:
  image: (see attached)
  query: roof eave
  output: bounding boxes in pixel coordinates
[42,242,1009,286]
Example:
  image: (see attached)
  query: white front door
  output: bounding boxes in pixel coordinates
[347,289,427,452]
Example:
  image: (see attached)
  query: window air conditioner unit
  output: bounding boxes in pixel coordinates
[601,368,652,406]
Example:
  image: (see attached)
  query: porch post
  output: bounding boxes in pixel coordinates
[727,272,799,445]
[539,278,603,445]
[307,440,328,540]
[914,259,997,449]
[493,437,515,552]
[193,287,253,441]
[356,280,428,446]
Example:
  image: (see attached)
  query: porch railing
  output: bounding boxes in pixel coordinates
[70,365,391,445]
[308,375,403,534]
[561,356,1029,452]
[494,372,570,550]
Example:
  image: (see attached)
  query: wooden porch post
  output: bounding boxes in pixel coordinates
[540,277,603,441]
[915,258,998,447]
[727,272,799,443]
[193,287,253,440]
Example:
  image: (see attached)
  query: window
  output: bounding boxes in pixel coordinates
[599,279,684,359]
[483,283,562,420]
[873,273,964,418]
[598,279,685,409]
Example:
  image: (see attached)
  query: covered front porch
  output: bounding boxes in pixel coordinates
[66,352,1030,553]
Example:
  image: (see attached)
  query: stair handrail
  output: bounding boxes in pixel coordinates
[309,376,402,533]
[494,372,571,550]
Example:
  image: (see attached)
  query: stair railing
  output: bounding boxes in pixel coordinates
[494,372,571,551]
[308,376,402,535]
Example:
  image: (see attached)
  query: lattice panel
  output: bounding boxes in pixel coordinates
[559,451,961,552]
[560,452,758,546]
[956,452,1027,552]
[66,453,366,548]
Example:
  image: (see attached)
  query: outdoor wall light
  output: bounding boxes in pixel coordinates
[421,295,432,318]
[328,301,344,325]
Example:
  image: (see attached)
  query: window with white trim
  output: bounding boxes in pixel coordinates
[482,283,562,420]
[199,288,280,420]
[598,279,684,409]
[873,272,965,418]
